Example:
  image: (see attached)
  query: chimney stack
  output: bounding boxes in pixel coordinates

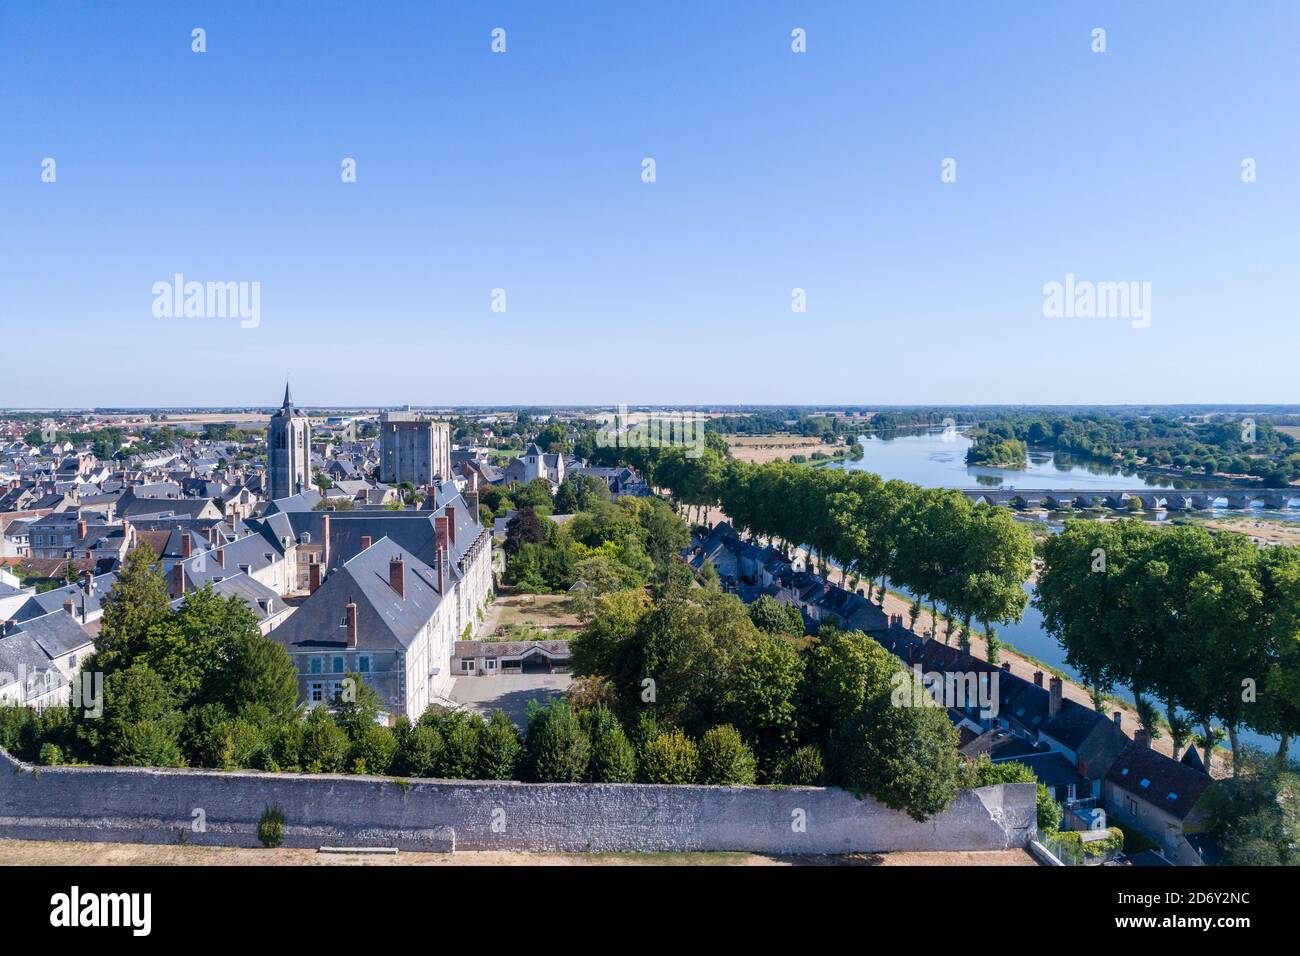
[76,519,87,540]
[435,515,450,554]
[182,534,192,559]
[1049,676,1063,717]
[122,519,131,547]
[321,514,331,569]
[465,488,479,525]
[171,563,185,598]
[1033,670,1043,687]
[389,555,406,598]
[1112,711,1123,728]
[437,546,446,594]
[1135,728,1151,748]
[215,548,224,568]
[82,569,93,594]
[361,535,372,551]
[309,561,322,594]
[63,598,75,616]
[1000,661,1011,672]
[345,597,358,648]
[446,506,456,546]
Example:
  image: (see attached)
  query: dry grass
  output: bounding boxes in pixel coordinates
[726,434,835,465]
[481,592,582,638]
[1201,516,1300,546]
[0,840,1037,867]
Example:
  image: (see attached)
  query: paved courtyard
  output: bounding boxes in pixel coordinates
[449,673,572,727]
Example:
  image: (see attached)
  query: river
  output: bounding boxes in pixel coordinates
[830,428,1279,753]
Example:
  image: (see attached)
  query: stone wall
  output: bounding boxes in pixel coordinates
[0,748,1035,854]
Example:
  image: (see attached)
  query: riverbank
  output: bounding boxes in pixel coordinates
[697,504,1229,778]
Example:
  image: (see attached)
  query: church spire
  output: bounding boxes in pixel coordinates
[282,381,293,408]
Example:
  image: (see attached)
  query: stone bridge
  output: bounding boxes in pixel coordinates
[960,488,1298,511]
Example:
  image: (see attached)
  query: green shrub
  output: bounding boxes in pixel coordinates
[778,745,825,786]
[38,742,63,766]
[476,710,523,780]
[393,723,443,777]
[348,723,397,775]
[830,696,962,822]
[697,725,757,785]
[523,699,590,783]
[299,708,350,773]
[1053,827,1124,859]
[258,805,286,848]
[581,705,637,783]
[639,729,700,784]
[432,711,485,778]
[214,718,265,770]
[1036,784,1063,835]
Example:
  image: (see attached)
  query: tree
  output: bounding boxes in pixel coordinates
[333,672,385,741]
[778,745,825,785]
[748,595,803,636]
[569,589,649,679]
[604,581,760,733]
[638,729,700,784]
[523,699,590,783]
[96,543,172,672]
[204,628,301,723]
[581,704,637,783]
[476,710,522,780]
[393,721,443,777]
[432,710,485,778]
[801,625,899,745]
[94,664,184,767]
[831,693,963,821]
[725,631,803,778]
[299,707,350,773]
[504,507,548,557]
[348,723,396,775]
[697,724,757,785]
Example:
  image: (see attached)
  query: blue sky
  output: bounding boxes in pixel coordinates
[1,1,1297,408]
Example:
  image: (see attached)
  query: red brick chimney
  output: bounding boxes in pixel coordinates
[389,555,406,598]
[434,515,449,554]
[171,563,185,598]
[321,514,331,568]
[309,561,322,594]
[345,597,358,648]
[361,535,372,551]
[215,548,224,568]
[436,546,446,594]
[76,519,87,540]
[182,533,192,559]
[446,506,456,546]
[1049,676,1063,717]
[63,598,75,616]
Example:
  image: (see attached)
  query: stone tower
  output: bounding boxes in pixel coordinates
[268,382,311,501]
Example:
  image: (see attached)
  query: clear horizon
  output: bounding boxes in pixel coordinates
[3,1,1297,406]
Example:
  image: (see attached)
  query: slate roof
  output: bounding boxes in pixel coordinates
[270,537,446,653]
[11,609,95,659]
[1106,741,1213,821]
[1040,699,1110,751]
[0,632,66,692]
[12,573,117,623]
[171,572,284,624]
